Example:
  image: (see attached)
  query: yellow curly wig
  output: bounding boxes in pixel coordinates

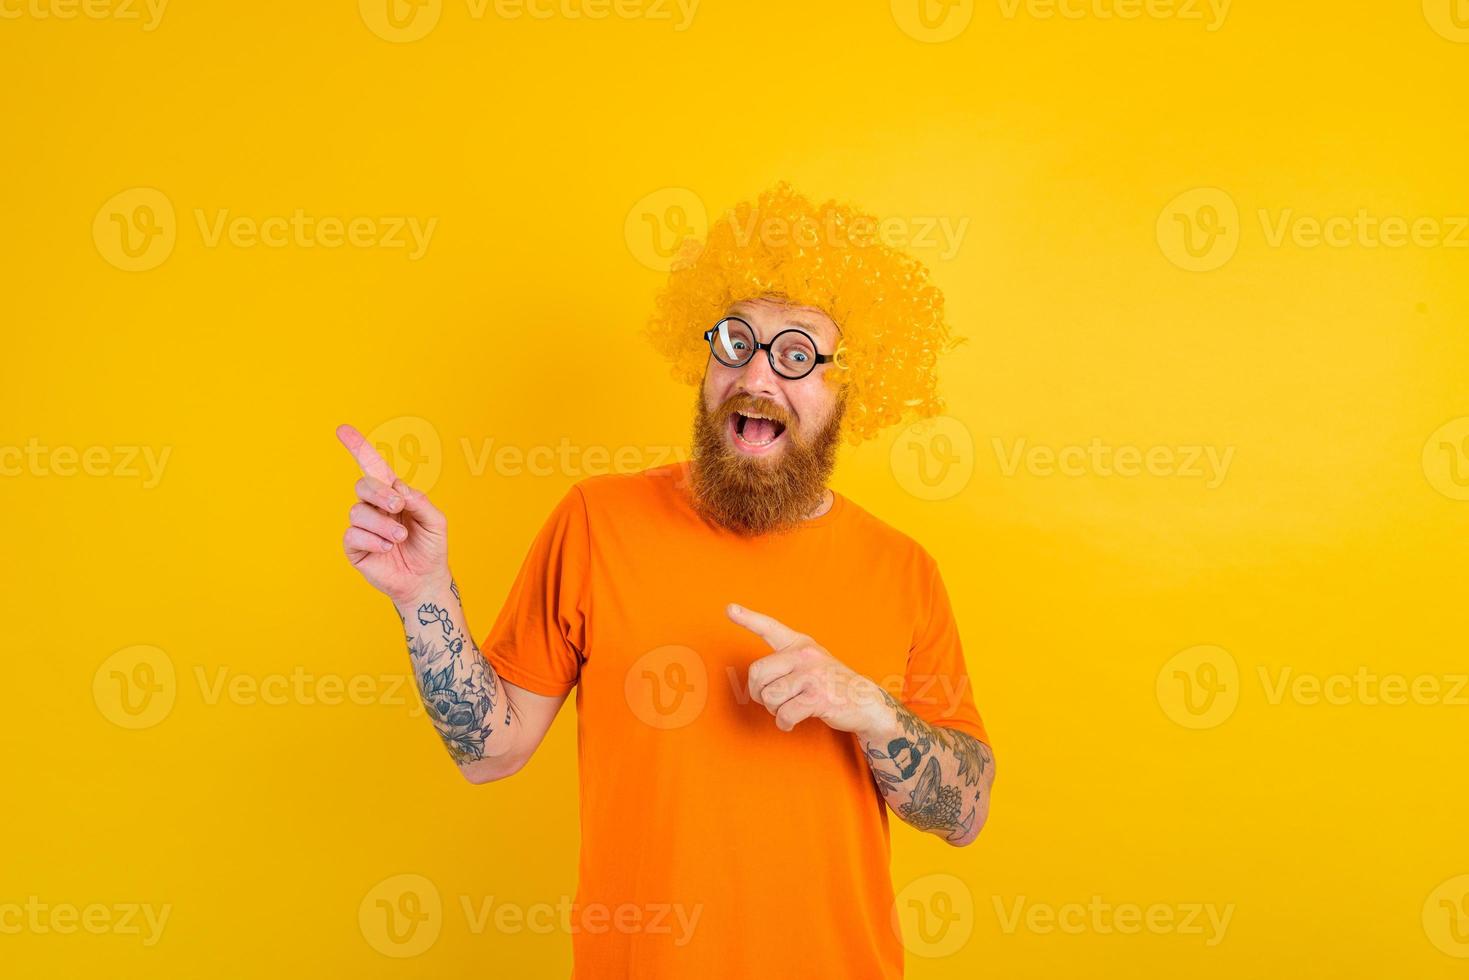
[644,182,962,445]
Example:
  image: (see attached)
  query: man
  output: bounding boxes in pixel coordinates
[337,184,994,978]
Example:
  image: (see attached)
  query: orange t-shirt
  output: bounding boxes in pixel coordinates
[482,461,989,979]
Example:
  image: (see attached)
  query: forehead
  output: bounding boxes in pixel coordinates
[726,297,840,347]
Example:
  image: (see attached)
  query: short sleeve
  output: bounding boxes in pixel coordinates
[902,558,990,746]
[481,485,591,697]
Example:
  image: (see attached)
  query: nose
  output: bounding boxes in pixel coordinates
[734,348,782,398]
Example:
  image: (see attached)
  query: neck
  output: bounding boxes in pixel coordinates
[803,487,833,521]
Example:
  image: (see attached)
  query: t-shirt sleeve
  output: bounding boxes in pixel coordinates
[901,557,990,746]
[480,484,591,697]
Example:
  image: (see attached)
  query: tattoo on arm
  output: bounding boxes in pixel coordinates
[863,689,993,843]
[405,581,502,765]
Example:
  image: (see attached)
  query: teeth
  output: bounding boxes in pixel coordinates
[734,411,781,447]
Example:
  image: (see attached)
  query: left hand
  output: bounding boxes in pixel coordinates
[727,603,890,734]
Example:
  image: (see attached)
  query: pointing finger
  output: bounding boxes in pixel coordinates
[336,423,399,485]
[727,603,803,651]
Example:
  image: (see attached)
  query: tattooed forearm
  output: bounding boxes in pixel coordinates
[862,689,995,845]
[397,580,509,766]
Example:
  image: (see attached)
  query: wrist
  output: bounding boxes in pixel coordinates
[391,571,454,616]
[852,677,902,745]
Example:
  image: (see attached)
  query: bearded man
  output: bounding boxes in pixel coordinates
[336,184,996,979]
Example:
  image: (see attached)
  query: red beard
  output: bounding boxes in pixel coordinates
[688,388,845,536]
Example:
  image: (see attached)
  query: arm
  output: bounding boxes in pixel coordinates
[393,578,568,783]
[730,602,995,847]
[336,423,566,784]
[858,689,995,846]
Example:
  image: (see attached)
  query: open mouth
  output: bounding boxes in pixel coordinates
[729,410,788,454]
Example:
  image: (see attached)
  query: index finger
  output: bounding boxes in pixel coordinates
[336,423,399,484]
[726,603,803,651]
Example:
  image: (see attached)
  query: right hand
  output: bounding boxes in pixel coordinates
[336,423,450,605]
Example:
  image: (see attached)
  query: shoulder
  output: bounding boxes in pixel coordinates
[831,492,940,580]
[567,459,691,514]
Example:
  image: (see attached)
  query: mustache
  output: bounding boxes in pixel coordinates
[717,393,793,428]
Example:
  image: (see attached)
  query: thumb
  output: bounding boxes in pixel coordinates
[393,478,445,531]
[727,603,803,651]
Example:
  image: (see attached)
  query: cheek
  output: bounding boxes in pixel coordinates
[703,370,733,411]
[791,385,836,429]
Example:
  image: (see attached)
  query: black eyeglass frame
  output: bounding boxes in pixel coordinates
[702,316,836,380]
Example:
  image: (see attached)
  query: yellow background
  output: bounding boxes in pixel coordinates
[3,0,1467,976]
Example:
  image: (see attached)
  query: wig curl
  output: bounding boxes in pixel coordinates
[644,183,961,445]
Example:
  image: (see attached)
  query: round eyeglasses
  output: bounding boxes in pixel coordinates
[703,317,835,381]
